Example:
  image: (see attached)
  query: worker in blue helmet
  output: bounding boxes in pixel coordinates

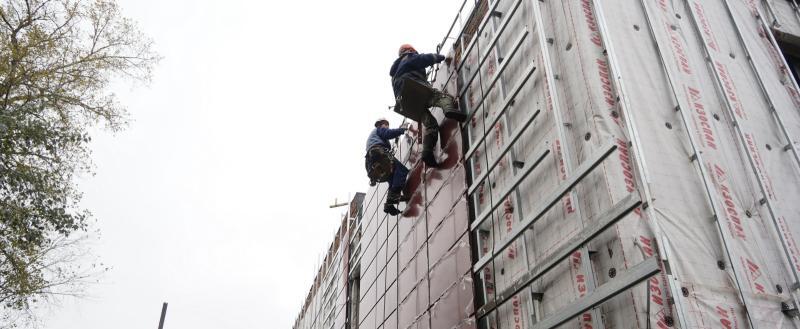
[390,44,467,168]
[365,118,411,215]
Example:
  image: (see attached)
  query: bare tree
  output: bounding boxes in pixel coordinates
[0,0,158,325]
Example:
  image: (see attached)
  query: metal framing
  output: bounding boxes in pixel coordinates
[684,0,793,325]
[721,0,800,173]
[530,258,661,329]
[588,0,694,328]
[754,0,800,300]
[437,0,504,88]
[472,142,618,271]
[482,2,542,324]
[464,62,538,160]
[469,140,549,233]
[462,29,530,120]
[720,0,800,312]
[529,0,604,327]
[441,2,651,327]
[457,0,524,100]
[476,193,643,317]
[634,0,758,327]
[760,0,781,29]
[467,107,541,196]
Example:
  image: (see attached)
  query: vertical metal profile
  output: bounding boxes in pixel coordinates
[587,1,698,328]
[530,0,604,328]
[759,0,781,28]
[718,0,800,312]
[482,2,536,326]
[788,0,800,25]
[633,0,766,327]
[682,0,785,326]
[720,0,800,173]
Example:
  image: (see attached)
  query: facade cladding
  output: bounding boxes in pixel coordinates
[294,0,800,328]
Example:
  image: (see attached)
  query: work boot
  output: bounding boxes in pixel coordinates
[421,132,439,167]
[434,90,467,122]
[421,151,439,168]
[387,190,411,204]
[384,203,401,216]
[444,109,467,122]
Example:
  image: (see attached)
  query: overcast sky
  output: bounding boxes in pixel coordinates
[38,0,462,328]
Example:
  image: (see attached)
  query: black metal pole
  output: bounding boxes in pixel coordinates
[157,302,168,329]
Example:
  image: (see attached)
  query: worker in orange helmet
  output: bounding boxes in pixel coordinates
[390,44,466,167]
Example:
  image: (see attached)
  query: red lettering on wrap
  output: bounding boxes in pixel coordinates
[715,62,747,120]
[581,0,602,47]
[686,86,718,150]
[694,2,719,52]
[555,140,576,214]
[596,59,618,113]
[745,133,775,200]
[713,164,747,240]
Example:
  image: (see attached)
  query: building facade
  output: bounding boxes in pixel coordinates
[295,0,800,328]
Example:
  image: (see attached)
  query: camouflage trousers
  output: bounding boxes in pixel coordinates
[422,89,457,155]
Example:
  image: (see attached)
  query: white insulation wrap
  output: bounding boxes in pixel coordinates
[432,0,800,328]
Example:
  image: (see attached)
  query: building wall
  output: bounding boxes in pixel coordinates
[355,113,473,329]
[295,0,800,328]
[438,0,800,328]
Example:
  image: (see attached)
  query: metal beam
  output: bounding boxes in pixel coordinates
[465,60,539,160]
[470,140,550,231]
[531,258,661,329]
[588,0,702,327]
[472,142,617,268]
[475,193,642,317]
[458,0,524,100]
[683,1,775,326]
[440,0,505,88]
[721,0,800,313]
[468,105,542,196]
[530,0,605,327]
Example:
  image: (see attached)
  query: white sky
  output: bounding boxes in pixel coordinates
[38,0,463,328]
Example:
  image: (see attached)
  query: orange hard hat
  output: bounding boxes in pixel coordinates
[398,44,417,56]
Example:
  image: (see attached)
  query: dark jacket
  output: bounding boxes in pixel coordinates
[389,52,445,97]
[366,127,407,152]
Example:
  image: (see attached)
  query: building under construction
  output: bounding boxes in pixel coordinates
[293,0,800,328]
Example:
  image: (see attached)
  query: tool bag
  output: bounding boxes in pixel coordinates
[365,146,394,184]
[394,78,434,122]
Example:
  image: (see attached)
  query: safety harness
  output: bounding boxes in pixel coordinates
[365,146,394,185]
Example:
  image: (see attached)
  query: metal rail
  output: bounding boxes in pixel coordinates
[721,0,800,311]
[789,0,800,26]
[588,1,695,328]
[470,138,550,231]
[435,0,504,87]
[529,1,604,327]
[464,61,538,160]
[760,0,781,28]
[475,193,643,318]
[531,258,661,329]
[722,0,800,174]
[633,0,755,327]
[472,142,618,270]
[681,0,781,326]
[460,29,530,123]
[458,0,524,101]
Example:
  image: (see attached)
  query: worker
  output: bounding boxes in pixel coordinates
[365,118,411,215]
[390,44,467,167]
